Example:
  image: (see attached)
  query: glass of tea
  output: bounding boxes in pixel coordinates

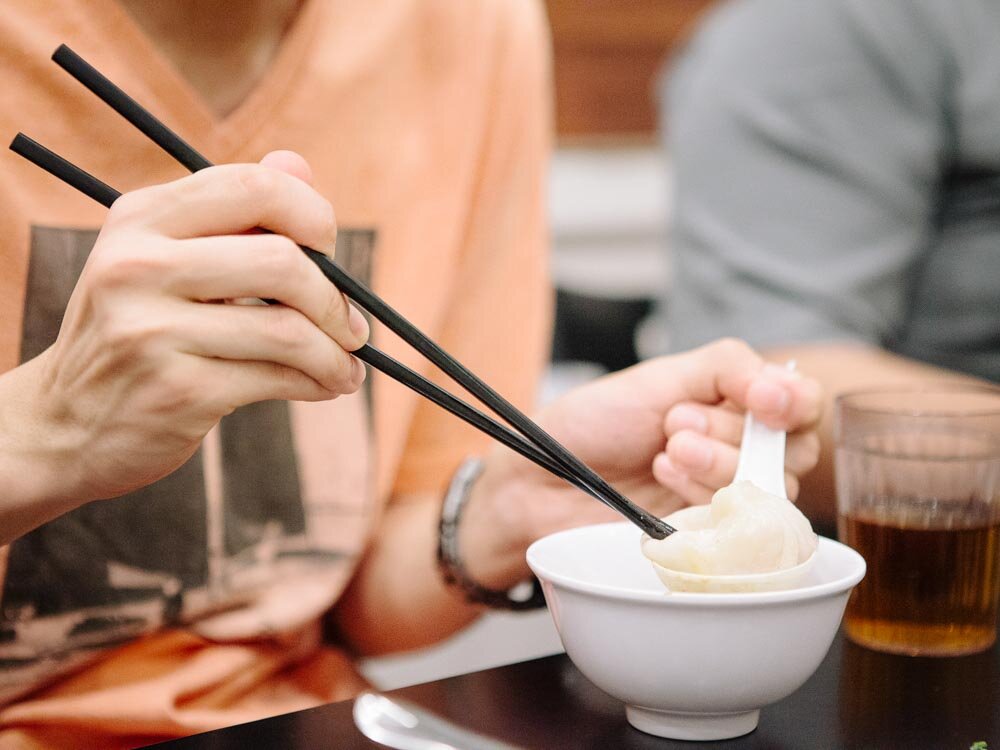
[835,386,1000,656]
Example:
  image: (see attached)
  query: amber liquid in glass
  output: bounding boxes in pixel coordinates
[840,498,1000,656]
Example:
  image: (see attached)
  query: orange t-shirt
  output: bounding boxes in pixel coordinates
[0,0,553,747]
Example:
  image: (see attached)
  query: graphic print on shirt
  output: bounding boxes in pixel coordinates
[0,226,377,705]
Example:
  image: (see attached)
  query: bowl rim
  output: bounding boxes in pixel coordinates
[526,527,865,606]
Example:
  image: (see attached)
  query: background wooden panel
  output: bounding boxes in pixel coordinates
[545,0,718,140]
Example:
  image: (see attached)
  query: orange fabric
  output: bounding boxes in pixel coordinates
[0,626,369,750]
[0,0,553,746]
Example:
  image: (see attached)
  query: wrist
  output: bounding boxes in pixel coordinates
[0,355,84,528]
[438,458,544,609]
[453,454,536,590]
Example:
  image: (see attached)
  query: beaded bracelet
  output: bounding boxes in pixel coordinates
[436,457,546,610]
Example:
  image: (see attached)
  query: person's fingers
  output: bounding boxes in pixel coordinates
[258,150,313,184]
[665,401,820,477]
[190,355,342,409]
[785,431,822,476]
[606,339,763,416]
[651,452,716,506]
[586,341,821,441]
[664,430,738,491]
[173,301,365,394]
[664,402,743,445]
[669,341,823,434]
[784,472,801,502]
[107,162,337,254]
[745,364,824,432]
[654,457,804,505]
[674,338,766,407]
[165,233,368,349]
[655,439,805,504]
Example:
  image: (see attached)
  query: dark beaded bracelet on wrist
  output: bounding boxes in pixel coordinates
[436,457,547,611]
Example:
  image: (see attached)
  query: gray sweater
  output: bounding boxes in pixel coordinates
[664,0,1000,381]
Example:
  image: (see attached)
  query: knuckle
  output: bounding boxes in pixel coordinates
[275,369,317,402]
[713,337,754,360]
[155,365,199,413]
[179,165,231,207]
[665,431,693,459]
[103,314,165,353]
[277,364,335,403]
[264,361,300,397]
[320,351,358,393]
[235,165,280,211]
[89,246,164,291]
[317,289,347,334]
[106,189,150,226]
[257,235,301,277]
[263,306,308,349]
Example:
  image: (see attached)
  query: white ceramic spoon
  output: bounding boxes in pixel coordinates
[732,407,789,499]
[353,692,523,750]
[650,366,818,592]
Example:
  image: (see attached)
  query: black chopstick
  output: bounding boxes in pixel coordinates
[49,44,671,541]
[28,45,674,539]
[8,132,617,511]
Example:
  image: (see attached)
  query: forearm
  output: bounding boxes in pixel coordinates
[764,343,980,526]
[332,492,485,656]
[0,355,83,545]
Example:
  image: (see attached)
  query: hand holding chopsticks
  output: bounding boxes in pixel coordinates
[10,45,674,540]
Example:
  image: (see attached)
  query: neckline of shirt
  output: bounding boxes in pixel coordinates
[73,0,324,163]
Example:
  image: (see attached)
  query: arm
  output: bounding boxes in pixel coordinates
[666,0,953,354]
[332,0,555,654]
[663,0,958,518]
[0,153,367,546]
[331,1,837,657]
[764,343,979,527]
[335,338,827,656]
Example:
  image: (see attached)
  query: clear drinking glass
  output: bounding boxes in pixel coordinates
[835,386,1000,656]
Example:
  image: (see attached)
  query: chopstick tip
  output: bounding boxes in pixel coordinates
[52,43,72,63]
[644,516,675,540]
[9,132,32,154]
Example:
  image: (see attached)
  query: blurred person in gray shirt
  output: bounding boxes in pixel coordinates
[662,0,1000,522]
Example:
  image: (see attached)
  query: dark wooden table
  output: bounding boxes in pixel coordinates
[153,630,997,749]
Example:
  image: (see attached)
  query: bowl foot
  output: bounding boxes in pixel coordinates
[625,705,760,741]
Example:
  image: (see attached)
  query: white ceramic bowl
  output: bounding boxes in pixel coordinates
[526,522,866,741]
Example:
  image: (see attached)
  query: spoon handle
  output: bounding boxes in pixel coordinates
[733,414,787,499]
[353,692,525,750]
[734,361,796,498]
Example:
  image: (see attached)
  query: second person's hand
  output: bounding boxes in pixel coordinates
[454,339,823,591]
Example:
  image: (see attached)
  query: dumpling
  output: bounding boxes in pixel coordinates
[642,480,817,578]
